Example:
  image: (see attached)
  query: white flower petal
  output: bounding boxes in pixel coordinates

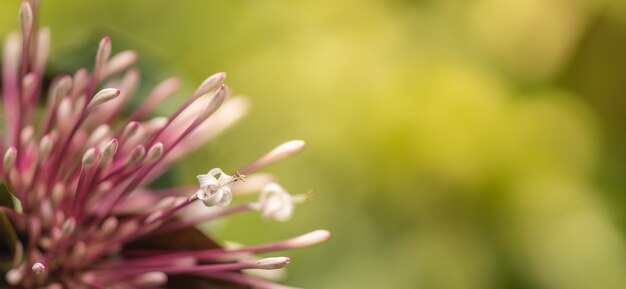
[208,168,224,177]
[259,183,285,204]
[273,206,294,222]
[197,174,217,188]
[257,183,296,221]
[201,192,222,207]
[194,168,237,207]
[216,188,233,207]
[195,189,208,200]
[218,172,233,185]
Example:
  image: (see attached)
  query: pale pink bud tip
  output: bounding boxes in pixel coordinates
[51,76,73,105]
[273,140,306,156]
[122,121,140,139]
[287,230,331,248]
[23,73,36,93]
[102,139,119,161]
[194,72,227,97]
[106,138,119,149]
[104,50,138,78]
[198,84,229,120]
[62,218,77,235]
[242,140,306,174]
[88,88,120,109]
[256,257,291,269]
[97,36,112,58]
[3,147,17,170]
[5,269,22,285]
[20,2,33,34]
[146,142,164,162]
[32,263,46,275]
[95,37,112,79]
[82,148,99,167]
[135,272,168,286]
[128,145,146,166]
[39,135,54,159]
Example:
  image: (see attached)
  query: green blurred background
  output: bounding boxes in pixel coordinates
[2,0,626,288]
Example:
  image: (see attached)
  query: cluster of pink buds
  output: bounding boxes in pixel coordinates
[0,1,329,288]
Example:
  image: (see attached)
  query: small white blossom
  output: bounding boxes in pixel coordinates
[192,168,237,207]
[252,183,307,222]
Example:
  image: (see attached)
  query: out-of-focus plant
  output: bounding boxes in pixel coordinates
[0,1,329,288]
[2,0,625,288]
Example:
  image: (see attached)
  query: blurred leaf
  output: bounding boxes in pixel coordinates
[127,226,250,288]
[0,208,17,264]
[0,183,22,213]
[0,183,17,287]
[0,183,13,208]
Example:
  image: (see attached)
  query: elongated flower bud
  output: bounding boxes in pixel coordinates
[133,78,180,119]
[51,76,73,105]
[70,242,87,263]
[34,27,51,74]
[56,98,74,132]
[283,230,331,249]
[39,134,54,161]
[94,36,111,79]
[121,121,140,140]
[145,117,168,132]
[103,50,138,79]
[101,139,119,164]
[100,217,118,237]
[3,147,17,171]
[127,145,146,166]
[241,140,306,174]
[87,88,120,109]
[19,126,34,145]
[4,32,21,74]
[85,125,110,148]
[256,257,291,269]
[22,73,36,99]
[146,142,164,163]
[20,2,33,36]
[134,272,168,286]
[193,72,226,98]
[198,84,228,121]
[62,218,76,235]
[82,148,99,167]
[71,69,89,98]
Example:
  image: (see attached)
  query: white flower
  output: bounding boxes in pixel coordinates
[192,168,236,207]
[252,183,307,222]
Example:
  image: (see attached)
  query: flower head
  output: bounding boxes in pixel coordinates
[0,1,329,288]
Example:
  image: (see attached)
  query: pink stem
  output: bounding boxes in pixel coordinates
[156,204,252,234]
[98,261,257,277]
[200,272,294,289]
